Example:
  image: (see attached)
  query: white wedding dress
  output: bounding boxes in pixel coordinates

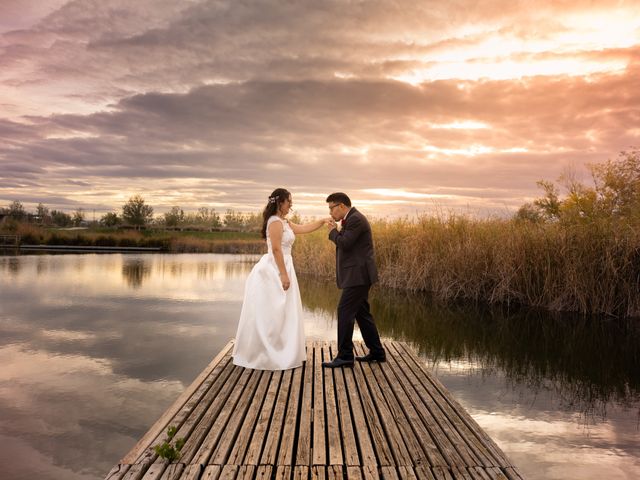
[232,215,306,370]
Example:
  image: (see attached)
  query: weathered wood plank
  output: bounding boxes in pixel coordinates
[326,465,343,479]
[245,372,282,465]
[431,466,454,480]
[255,465,273,480]
[322,341,344,466]
[369,342,441,467]
[105,464,131,480]
[180,464,202,480]
[450,466,473,479]
[226,369,273,465]
[261,368,294,465]
[244,371,280,465]
[350,344,395,466]
[217,465,238,480]
[235,465,255,480]
[381,343,449,467]
[189,368,255,465]
[342,363,377,466]
[503,467,525,480]
[140,463,167,480]
[276,364,303,466]
[354,343,413,467]
[158,463,185,480]
[484,467,508,480]
[311,465,325,479]
[208,368,265,465]
[292,465,307,480]
[330,343,360,466]
[201,465,221,480]
[312,342,327,465]
[413,465,437,480]
[295,344,314,466]
[346,466,364,479]
[381,466,400,479]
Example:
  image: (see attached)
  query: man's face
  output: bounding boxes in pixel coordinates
[328,202,347,221]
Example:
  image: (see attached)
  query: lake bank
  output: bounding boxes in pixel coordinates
[5,215,640,318]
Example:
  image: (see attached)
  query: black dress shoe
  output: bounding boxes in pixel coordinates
[322,357,354,368]
[355,353,387,363]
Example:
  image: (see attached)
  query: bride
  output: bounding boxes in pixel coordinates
[232,188,330,370]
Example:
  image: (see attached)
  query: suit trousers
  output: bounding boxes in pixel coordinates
[337,285,385,360]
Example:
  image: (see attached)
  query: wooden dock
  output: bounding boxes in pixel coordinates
[106,340,523,480]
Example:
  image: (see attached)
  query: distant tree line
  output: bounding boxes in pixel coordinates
[0,194,279,232]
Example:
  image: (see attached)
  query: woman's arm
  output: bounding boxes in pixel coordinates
[268,220,290,290]
[289,217,332,235]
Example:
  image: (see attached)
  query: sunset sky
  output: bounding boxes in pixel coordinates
[1,0,639,218]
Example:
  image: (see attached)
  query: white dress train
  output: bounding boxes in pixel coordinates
[232,215,306,370]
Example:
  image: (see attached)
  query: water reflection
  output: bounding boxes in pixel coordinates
[299,274,640,415]
[0,254,638,480]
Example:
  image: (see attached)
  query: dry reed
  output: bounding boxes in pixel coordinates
[293,215,640,318]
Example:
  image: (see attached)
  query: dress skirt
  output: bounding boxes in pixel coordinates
[232,253,306,370]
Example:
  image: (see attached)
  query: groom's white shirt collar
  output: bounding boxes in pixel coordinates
[343,207,352,221]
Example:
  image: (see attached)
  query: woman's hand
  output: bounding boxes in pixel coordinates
[280,272,290,291]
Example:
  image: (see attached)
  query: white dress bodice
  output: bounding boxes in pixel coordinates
[266,216,295,255]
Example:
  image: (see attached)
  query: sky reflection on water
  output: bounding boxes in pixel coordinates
[0,253,638,479]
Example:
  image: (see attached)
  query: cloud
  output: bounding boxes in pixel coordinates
[1,0,640,216]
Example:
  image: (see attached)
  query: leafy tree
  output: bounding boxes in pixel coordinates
[8,200,25,220]
[223,209,245,230]
[242,212,260,231]
[101,212,121,227]
[164,206,185,227]
[72,208,85,227]
[36,203,50,223]
[122,195,154,227]
[532,180,561,221]
[51,210,72,227]
[591,148,640,220]
[194,207,222,228]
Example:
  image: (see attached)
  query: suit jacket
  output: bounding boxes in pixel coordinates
[328,207,379,289]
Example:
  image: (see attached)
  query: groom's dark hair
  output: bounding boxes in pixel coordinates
[326,192,351,207]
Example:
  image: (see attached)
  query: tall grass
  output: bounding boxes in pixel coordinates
[293,215,640,318]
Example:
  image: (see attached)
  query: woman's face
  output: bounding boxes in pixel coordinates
[279,195,292,215]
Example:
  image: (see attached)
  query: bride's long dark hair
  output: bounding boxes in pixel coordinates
[261,188,291,239]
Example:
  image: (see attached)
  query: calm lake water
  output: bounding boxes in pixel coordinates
[0,253,638,479]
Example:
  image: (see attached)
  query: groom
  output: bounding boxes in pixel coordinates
[322,192,386,368]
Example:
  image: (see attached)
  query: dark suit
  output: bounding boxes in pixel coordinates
[328,208,385,360]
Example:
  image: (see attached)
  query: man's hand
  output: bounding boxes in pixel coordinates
[326,219,337,230]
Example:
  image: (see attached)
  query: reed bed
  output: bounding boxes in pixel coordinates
[293,215,640,318]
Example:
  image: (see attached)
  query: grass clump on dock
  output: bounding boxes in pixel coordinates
[153,425,185,462]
